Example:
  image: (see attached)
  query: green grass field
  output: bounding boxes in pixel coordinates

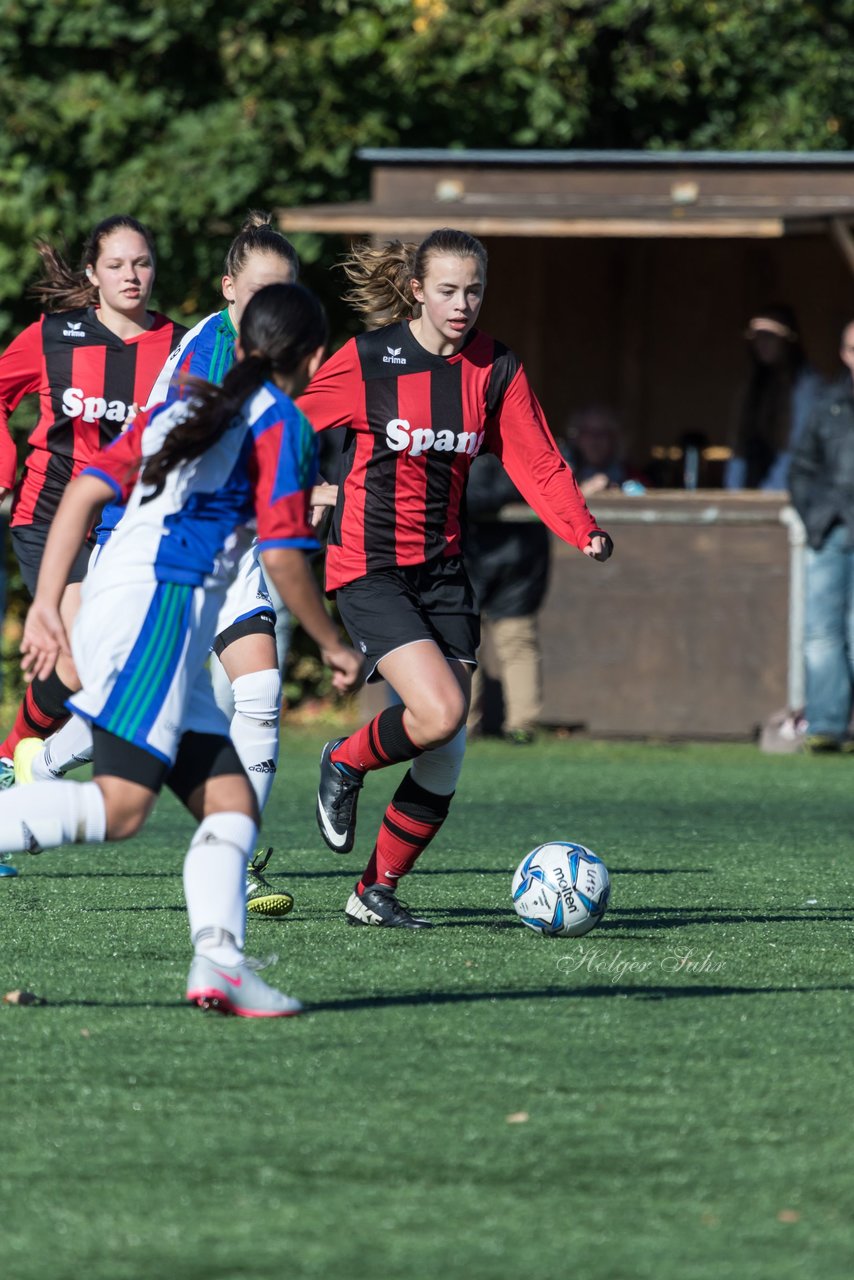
[2,732,853,1280]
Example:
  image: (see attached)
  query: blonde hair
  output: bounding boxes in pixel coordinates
[342,228,488,330]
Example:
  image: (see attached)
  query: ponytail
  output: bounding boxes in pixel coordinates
[30,241,98,311]
[141,283,327,487]
[224,210,300,281]
[341,240,418,329]
[141,357,270,489]
[341,228,488,330]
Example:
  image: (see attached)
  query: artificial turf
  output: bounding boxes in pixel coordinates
[2,732,852,1279]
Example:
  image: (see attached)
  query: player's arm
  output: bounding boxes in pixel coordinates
[83,410,148,495]
[296,340,361,432]
[252,409,362,692]
[21,473,116,683]
[0,320,44,498]
[487,366,613,562]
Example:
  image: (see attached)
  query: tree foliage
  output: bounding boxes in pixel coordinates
[1,0,853,341]
[1,0,852,698]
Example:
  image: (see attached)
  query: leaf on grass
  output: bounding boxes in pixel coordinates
[506,1111,529,1124]
[777,1209,800,1223]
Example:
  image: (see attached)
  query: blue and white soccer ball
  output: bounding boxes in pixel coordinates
[511,841,611,937]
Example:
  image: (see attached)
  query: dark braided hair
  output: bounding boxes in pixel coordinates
[141,283,327,488]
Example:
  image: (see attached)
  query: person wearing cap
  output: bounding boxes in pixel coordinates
[725,304,824,490]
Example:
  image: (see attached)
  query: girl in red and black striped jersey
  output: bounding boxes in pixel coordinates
[303,228,613,929]
[0,216,186,780]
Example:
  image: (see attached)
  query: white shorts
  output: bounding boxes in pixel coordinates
[214,541,275,641]
[69,577,229,766]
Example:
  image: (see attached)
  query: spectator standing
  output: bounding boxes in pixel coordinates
[788,319,854,752]
[726,304,824,491]
[465,452,550,744]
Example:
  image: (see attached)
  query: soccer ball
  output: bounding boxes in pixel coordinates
[511,842,610,937]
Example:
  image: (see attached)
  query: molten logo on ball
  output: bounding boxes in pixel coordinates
[512,841,610,937]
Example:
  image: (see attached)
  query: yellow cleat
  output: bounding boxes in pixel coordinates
[246,848,294,918]
[13,738,44,786]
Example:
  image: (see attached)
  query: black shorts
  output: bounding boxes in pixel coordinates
[92,727,245,805]
[335,557,480,683]
[11,523,96,598]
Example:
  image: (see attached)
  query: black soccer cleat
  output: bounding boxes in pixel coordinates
[344,883,434,929]
[316,739,364,854]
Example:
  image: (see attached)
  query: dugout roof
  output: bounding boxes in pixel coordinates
[277,149,854,262]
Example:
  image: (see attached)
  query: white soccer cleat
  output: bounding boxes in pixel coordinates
[186,953,303,1018]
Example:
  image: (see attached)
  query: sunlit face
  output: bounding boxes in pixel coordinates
[222,251,297,326]
[410,253,485,355]
[88,229,155,317]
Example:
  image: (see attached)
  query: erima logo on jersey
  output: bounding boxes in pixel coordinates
[383,346,406,365]
[385,418,484,458]
[61,387,131,424]
[62,321,86,339]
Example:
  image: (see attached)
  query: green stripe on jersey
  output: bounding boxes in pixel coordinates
[106,584,190,741]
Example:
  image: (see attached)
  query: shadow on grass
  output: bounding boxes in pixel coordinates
[36,982,854,1012]
[307,983,854,1012]
[13,869,182,879]
[602,906,854,932]
[13,865,714,882]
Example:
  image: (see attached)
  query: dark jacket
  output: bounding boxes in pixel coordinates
[789,377,854,550]
[464,452,551,618]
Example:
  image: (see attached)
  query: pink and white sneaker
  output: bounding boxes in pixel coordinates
[186,953,303,1018]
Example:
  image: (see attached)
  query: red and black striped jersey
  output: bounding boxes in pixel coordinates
[0,307,186,527]
[298,320,606,592]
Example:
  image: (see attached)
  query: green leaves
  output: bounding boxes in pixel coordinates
[1,0,853,343]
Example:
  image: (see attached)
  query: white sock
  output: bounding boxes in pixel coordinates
[229,669,282,812]
[0,780,106,852]
[183,811,257,956]
[35,716,94,781]
[410,724,467,794]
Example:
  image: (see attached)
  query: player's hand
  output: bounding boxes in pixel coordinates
[581,473,612,498]
[309,482,338,529]
[583,533,613,562]
[321,642,364,694]
[20,599,71,683]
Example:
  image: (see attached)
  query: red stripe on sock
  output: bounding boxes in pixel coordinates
[332,716,391,773]
[357,802,445,892]
[0,686,62,758]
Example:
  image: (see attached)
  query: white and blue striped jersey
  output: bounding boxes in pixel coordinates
[83,380,320,590]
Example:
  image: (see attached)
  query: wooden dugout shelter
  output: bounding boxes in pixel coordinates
[279,150,854,738]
